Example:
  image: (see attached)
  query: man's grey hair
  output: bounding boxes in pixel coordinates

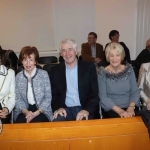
[59,38,78,52]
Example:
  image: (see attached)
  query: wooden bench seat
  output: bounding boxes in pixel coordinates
[0,117,150,150]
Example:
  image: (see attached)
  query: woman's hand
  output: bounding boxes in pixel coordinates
[22,109,41,123]
[26,110,40,123]
[0,108,9,118]
[25,111,34,123]
[112,105,134,118]
[126,107,135,117]
[113,106,128,118]
[126,102,136,117]
[117,108,129,118]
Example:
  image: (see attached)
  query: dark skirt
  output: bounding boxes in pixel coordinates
[0,104,11,124]
[102,106,140,118]
[15,104,49,123]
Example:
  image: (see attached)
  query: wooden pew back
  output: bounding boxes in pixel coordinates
[0,117,150,150]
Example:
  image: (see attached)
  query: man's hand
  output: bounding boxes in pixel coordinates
[53,108,67,120]
[76,110,89,121]
[95,58,101,64]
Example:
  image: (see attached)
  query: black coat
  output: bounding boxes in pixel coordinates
[50,60,100,115]
[134,49,150,69]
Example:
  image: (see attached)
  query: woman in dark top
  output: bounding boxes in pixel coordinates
[134,39,150,70]
[104,30,131,63]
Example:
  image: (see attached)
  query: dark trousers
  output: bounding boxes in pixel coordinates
[53,106,93,122]
[15,104,49,123]
[102,106,140,118]
[0,104,11,124]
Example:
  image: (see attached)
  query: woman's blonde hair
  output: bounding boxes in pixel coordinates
[105,42,125,62]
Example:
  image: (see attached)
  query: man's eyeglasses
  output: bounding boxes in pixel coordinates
[88,37,95,39]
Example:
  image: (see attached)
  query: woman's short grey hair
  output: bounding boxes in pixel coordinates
[59,38,78,52]
[105,42,125,62]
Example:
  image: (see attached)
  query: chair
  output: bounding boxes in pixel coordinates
[17,65,24,74]
[99,105,103,119]
[17,59,22,68]
[39,56,58,64]
[59,56,64,63]
[43,64,58,75]
[17,65,42,74]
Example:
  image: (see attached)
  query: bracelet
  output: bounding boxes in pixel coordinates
[22,109,28,115]
[128,106,135,109]
[38,109,42,114]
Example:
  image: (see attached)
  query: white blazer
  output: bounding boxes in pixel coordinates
[0,65,15,113]
[138,62,150,108]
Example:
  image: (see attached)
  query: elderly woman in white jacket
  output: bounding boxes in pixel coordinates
[0,50,15,123]
[138,62,150,110]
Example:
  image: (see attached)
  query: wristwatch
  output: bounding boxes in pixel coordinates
[128,106,135,109]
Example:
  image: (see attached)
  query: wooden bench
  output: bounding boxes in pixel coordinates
[0,117,150,150]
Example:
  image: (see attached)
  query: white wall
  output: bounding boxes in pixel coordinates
[53,0,137,58]
[96,0,137,59]
[136,0,150,56]
[0,0,138,59]
[52,0,96,54]
[0,0,55,53]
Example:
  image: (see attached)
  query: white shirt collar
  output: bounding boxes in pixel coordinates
[65,59,78,69]
[24,66,36,78]
[91,43,96,47]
